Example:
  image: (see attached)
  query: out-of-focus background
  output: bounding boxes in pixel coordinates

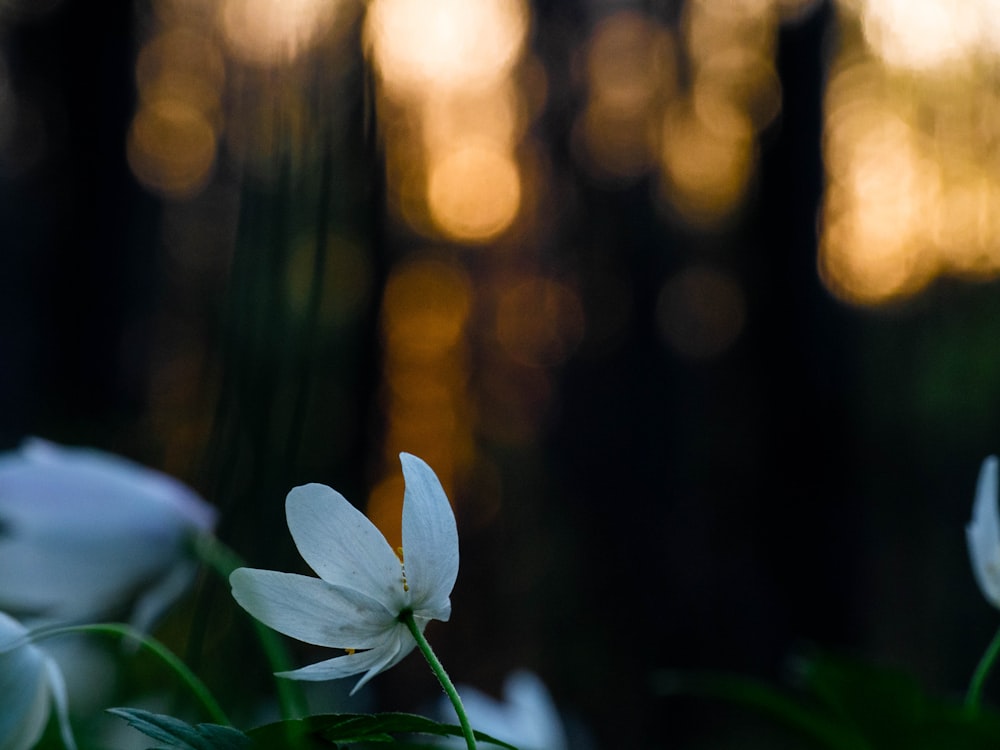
[3,0,1000,746]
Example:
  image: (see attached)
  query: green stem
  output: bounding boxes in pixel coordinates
[401,611,476,750]
[193,533,309,719]
[967,624,1000,713]
[24,623,229,726]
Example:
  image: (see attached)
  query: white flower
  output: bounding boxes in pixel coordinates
[968,455,1000,608]
[438,670,568,750]
[0,438,216,631]
[230,453,458,694]
[0,611,75,750]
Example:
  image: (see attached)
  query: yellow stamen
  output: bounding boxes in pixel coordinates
[345,648,355,655]
[397,546,409,591]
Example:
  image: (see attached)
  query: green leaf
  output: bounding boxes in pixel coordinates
[660,651,1000,750]
[107,707,252,750]
[655,669,870,749]
[791,652,1000,748]
[246,712,519,749]
[793,651,926,736]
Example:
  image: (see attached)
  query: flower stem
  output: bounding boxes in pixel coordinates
[401,612,476,750]
[24,622,229,726]
[193,532,309,719]
[967,624,1000,713]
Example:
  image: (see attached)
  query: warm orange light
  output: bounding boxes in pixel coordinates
[818,199,935,305]
[819,107,938,304]
[383,357,468,405]
[684,0,777,64]
[384,401,462,449]
[574,104,658,183]
[859,0,981,71]
[586,11,676,115]
[659,100,754,225]
[816,57,973,305]
[420,82,523,154]
[426,144,521,242]
[127,99,217,198]
[367,475,406,550]
[380,259,472,358]
[365,0,529,94]
[693,47,781,132]
[219,0,340,66]
[929,171,1000,276]
[574,11,674,184]
[135,28,225,116]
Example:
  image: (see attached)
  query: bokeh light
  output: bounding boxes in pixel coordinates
[380,259,472,359]
[427,144,522,243]
[659,98,755,226]
[819,7,1000,305]
[365,0,529,95]
[135,27,225,117]
[372,256,476,547]
[219,0,342,66]
[14,2,1000,748]
[574,10,675,184]
[127,99,217,198]
[420,82,523,155]
[857,0,982,71]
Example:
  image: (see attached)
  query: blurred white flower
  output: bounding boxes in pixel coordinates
[968,455,1000,608]
[0,610,75,750]
[230,453,458,694]
[439,670,568,750]
[0,438,216,631]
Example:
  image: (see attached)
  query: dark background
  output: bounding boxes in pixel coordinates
[3,1,1000,747]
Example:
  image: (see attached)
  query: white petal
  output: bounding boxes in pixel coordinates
[399,454,458,619]
[439,671,567,750]
[286,484,407,612]
[502,670,568,750]
[968,456,1000,607]
[0,613,50,750]
[277,625,415,695]
[0,438,215,624]
[44,657,77,750]
[230,568,397,648]
[15,438,216,532]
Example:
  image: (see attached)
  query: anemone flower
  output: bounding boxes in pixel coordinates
[0,438,216,631]
[438,670,568,750]
[968,455,1000,608]
[0,611,75,750]
[230,453,458,694]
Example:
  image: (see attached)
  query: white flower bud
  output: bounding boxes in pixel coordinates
[0,611,75,750]
[0,438,216,631]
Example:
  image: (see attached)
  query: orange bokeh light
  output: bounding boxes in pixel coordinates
[219,0,341,66]
[365,0,529,95]
[426,144,521,243]
[127,99,217,198]
[380,259,472,358]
